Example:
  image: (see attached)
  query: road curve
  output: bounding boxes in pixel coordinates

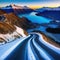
[0,33,60,60]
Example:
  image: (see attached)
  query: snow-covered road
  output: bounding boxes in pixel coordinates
[0,33,60,60]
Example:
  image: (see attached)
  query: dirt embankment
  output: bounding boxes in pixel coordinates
[41,33,60,48]
[32,30,60,48]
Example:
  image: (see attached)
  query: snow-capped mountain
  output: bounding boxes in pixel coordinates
[1,4,33,15]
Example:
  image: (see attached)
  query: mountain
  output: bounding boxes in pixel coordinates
[3,13,36,30]
[0,15,5,22]
[0,9,6,21]
[36,7,60,20]
[1,4,33,15]
[1,5,14,13]
[35,7,60,12]
[0,9,6,15]
[0,22,28,45]
[0,9,37,30]
[36,10,60,20]
[0,12,37,45]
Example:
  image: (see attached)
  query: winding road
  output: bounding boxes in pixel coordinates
[0,33,60,60]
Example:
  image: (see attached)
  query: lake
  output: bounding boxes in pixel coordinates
[19,12,51,24]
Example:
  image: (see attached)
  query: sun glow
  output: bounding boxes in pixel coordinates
[0,2,60,9]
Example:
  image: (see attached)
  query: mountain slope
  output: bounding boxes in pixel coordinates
[36,10,60,20]
[0,12,37,45]
[0,22,28,45]
[36,7,60,20]
[0,9,6,15]
[1,4,33,15]
[3,13,36,30]
[36,7,60,12]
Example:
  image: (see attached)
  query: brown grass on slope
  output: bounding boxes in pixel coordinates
[0,22,28,44]
[0,9,6,15]
[32,30,60,48]
[0,22,16,34]
[4,13,34,30]
[41,34,60,48]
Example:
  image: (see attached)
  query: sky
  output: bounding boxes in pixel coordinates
[0,0,60,8]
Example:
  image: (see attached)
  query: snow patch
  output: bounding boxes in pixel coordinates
[0,26,27,45]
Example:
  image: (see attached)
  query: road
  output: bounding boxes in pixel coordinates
[0,33,60,60]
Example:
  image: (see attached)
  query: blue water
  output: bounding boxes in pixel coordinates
[19,12,60,42]
[19,12,51,24]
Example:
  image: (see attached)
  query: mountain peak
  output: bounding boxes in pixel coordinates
[1,4,33,14]
[10,4,15,6]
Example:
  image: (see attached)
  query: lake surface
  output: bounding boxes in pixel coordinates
[19,12,51,24]
[19,12,60,43]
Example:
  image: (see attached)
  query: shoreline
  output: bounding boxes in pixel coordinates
[41,33,60,48]
[32,30,60,48]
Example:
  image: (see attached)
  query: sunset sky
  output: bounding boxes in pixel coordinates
[0,0,60,8]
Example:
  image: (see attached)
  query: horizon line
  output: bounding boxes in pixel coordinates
[0,3,60,9]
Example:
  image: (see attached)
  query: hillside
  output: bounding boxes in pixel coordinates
[36,10,60,20]
[0,22,28,44]
[0,12,37,45]
[3,13,36,30]
[1,4,33,15]
[36,7,60,12]
[0,9,6,15]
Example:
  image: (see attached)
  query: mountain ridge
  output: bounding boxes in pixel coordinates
[36,6,60,20]
[36,6,60,12]
[0,9,37,45]
[1,4,34,15]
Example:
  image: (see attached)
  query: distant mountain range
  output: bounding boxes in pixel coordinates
[36,7,60,20]
[0,4,33,15]
[0,4,60,45]
[36,7,60,12]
